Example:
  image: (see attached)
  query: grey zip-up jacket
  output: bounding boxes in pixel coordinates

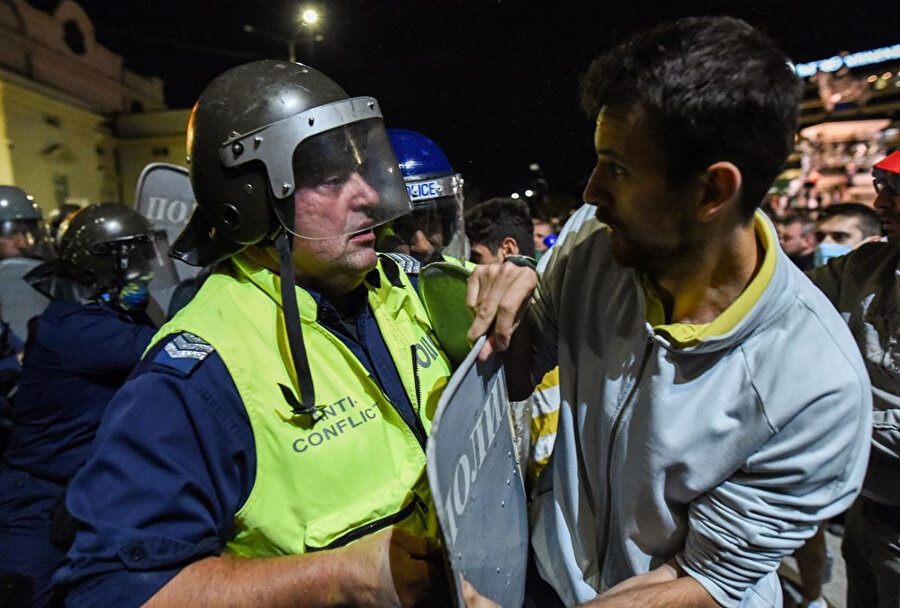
[529,211,871,607]
[808,240,900,506]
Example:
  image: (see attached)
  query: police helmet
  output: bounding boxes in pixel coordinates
[27,203,170,305]
[172,60,411,267]
[0,186,53,259]
[386,129,465,263]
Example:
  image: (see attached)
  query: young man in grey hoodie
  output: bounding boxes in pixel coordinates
[465,16,871,608]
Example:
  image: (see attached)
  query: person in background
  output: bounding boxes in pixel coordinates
[807,150,900,608]
[380,128,468,267]
[47,203,83,245]
[465,197,535,264]
[0,186,53,341]
[56,60,452,606]
[532,217,554,262]
[0,186,54,468]
[465,16,870,607]
[776,212,818,270]
[0,203,165,607]
[464,197,559,487]
[812,202,883,267]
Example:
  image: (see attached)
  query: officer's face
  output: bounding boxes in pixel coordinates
[0,233,29,259]
[392,203,445,264]
[583,104,701,275]
[290,172,381,289]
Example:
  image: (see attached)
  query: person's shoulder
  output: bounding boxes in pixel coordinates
[847,240,899,266]
[147,331,218,379]
[379,252,421,277]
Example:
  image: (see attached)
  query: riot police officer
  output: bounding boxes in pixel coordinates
[0,203,166,607]
[57,61,452,606]
[0,186,53,340]
[381,129,468,266]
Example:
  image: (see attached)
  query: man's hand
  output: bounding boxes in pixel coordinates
[461,577,501,608]
[341,527,449,607]
[581,561,719,608]
[466,262,537,361]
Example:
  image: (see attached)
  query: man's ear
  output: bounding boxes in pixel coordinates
[499,237,520,258]
[697,161,742,223]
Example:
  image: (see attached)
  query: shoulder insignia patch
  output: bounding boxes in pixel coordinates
[380,252,421,277]
[153,332,214,376]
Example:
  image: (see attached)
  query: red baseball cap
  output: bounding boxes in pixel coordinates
[874,151,900,175]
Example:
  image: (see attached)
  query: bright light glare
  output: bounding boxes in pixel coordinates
[301,9,318,25]
[524,189,534,197]
[511,193,520,199]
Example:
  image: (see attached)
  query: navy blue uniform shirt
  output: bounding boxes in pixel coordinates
[0,299,155,607]
[57,279,421,606]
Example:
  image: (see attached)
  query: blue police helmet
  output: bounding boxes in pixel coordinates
[387,129,455,180]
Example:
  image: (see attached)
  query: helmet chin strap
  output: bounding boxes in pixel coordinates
[274,230,321,421]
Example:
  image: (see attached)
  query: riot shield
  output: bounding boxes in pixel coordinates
[0,258,50,338]
[426,335,528,607]
[418,262,475,368]
[134,163,199,319]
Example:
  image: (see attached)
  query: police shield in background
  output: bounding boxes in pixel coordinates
[379,129,468,266]
[0,203,166,607]
[56,60,454,606]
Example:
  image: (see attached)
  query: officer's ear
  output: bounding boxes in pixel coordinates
[499,237,520,258]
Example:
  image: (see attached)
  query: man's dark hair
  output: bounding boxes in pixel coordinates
[777,212,816,236]
[819,203,883,239]
[580,16,803,220]
[465,197,535,258]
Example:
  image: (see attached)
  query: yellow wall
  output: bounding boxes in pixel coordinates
[116,109,190,204]
[0,81,13,184]
[1,78,116,213]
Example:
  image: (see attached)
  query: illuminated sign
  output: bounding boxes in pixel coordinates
[794,44,900,78]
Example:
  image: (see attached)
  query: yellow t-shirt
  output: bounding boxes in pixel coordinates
[642,212,776,346]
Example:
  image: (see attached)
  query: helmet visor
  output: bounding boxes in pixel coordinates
[92,231,178,288]
[276,118,411,239]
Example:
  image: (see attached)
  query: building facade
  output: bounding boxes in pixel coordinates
[0,0,189,213]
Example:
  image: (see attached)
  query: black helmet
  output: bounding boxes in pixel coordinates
[173,60,410,267]
[27,203,170,307]
[0,185,54,259]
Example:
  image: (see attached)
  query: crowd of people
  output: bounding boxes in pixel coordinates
[0,14,897,608]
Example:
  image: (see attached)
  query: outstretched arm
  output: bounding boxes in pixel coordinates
[581,562,719,608]
[147,527,444,608]
[462,562,718,608]
[466,261,538,400]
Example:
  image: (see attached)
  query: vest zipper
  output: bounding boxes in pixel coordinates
[369,369,427,451]
[305,491,425,552]
[409,345,428,448]
[597,336,655,579]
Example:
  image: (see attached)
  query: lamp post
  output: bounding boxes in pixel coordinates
[243,6,321,64]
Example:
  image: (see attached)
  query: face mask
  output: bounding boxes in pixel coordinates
[813,242,853,267]
[101,272,154,312]
[117,281,150,311]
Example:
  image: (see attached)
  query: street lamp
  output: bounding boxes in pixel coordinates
[301,8,318,25]
[243,6,322,64]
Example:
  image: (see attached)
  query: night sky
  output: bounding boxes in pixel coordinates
[32,0,899,202]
